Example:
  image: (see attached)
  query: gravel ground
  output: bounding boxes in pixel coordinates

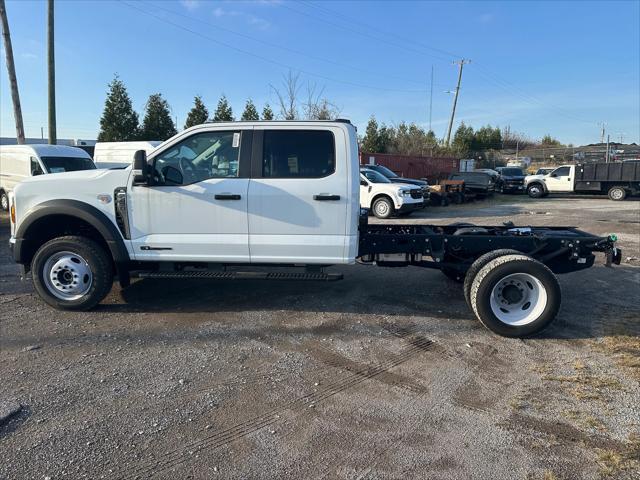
[0,195,639,480]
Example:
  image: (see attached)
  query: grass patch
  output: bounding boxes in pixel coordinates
[595,433,640,478]
[542,470,558,480]
[597,335,640,380]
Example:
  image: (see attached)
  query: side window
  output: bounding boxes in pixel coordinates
[153,131,241,185]
[262,130,335,178]
[553,167,570,177]
[30,157,44,176]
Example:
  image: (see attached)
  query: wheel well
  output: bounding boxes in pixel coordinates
[21,215,114,269]
[370,193,394,208]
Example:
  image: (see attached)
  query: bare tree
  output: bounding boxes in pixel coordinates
[270,70,300,120]
[0,0,25,144]
[303,82,339,120]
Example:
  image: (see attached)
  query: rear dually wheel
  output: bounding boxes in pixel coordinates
[469,254,561,337]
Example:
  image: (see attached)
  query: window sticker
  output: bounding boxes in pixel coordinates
[49,167,66,173]
[232,132,240,148]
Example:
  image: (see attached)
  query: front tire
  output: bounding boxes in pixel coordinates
[608,186,627,201]
[527,184,544,198]
[469,254,561,337]
[0,191,8,211]
[372,197,394,219]
[32,236,114,311]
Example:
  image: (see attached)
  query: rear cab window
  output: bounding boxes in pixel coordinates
[262,130,335,178]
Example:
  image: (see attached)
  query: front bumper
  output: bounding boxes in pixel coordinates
[398,201,424,213]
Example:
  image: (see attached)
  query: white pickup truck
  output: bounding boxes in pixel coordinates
[8,120,621,337]
[525,162,640,200]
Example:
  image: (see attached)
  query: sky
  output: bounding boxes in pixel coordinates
[0,0,639,146]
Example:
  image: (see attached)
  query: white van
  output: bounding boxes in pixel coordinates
[93,141,161,169]
[0,144,96,211]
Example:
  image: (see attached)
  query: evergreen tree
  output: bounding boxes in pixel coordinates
[241,99,259,121]
[184,95,209,129]
[140,93,177,140]
[452,122,475,156]
[361,116,380,153]
[262,103,274,120]
[97,75,139,141]
[212,95,234,121]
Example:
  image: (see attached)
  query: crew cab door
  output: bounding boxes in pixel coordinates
[247,127,350,264]
[127,128,252,262]
[544,166,573,192]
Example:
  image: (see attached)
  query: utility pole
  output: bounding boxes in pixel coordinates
[605,134,610,163]
[599,122,606,144]
[47,0,57,144]
[445,59,470,146]
[428,65,433,132]
[0,0,25,144]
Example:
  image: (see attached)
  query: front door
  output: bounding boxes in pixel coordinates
[544,166,573,192]
[247,127,349,264]
[128,128,252,262]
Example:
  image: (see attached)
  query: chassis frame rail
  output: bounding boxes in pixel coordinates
[357,224,621,274]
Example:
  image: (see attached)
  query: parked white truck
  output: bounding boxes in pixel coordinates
[8,121,621,337]
[525,162,640,200]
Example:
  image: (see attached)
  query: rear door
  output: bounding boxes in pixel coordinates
[247,126,349,264]
[127,127,252,262]
[544,166,573,192]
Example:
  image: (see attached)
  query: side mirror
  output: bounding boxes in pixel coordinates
[360,180,368,186]
[132,150,148,184]
[550,173,557,178]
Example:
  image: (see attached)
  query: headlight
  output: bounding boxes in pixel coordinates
[398,189,409,196]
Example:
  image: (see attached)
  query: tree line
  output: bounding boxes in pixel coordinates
[97,72,338,142]
[360,116,564,159]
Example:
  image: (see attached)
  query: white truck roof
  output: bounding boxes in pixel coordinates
[0,144,91,158]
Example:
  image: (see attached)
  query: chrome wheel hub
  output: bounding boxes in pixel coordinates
[43,251,93,300]
[489,272,547,326]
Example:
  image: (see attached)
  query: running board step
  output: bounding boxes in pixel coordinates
[134,271,343,281]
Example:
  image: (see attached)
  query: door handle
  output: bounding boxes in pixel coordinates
[214,193,241,200]
[313,194,341,201]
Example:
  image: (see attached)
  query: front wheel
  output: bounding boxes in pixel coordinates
[527,184,544,198]
[469,254,561,337]
[372,197,394,219]
[32,236,114,311]
[0,191,8,211]
[608,186,627,201]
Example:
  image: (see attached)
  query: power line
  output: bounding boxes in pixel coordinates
[294,1,598,127]
[144,0,432,88]
[119,0,426,94]
[280,2,455,64]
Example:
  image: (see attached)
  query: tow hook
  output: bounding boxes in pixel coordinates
[605,234,621,267]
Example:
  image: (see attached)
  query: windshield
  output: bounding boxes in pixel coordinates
[371,165,398,178]
[40,156,96,173]
[361,170,391,183]
[501,168,524,176]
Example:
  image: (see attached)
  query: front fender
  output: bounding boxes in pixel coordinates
[14,199,129,264]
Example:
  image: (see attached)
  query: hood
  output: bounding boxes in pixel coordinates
[388,177,428,186]
[525,174,545,182]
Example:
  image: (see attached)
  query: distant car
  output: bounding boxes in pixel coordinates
[449,171,496,197]
[93,141,162,169]
[360,168,424,218]
[362,164,430,202]
[535,167,554,175]
[473,168,500,179]
[495,166,526,193]
[0,144,96,211]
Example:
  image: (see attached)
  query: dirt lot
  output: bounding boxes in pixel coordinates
[1,195,639,480]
